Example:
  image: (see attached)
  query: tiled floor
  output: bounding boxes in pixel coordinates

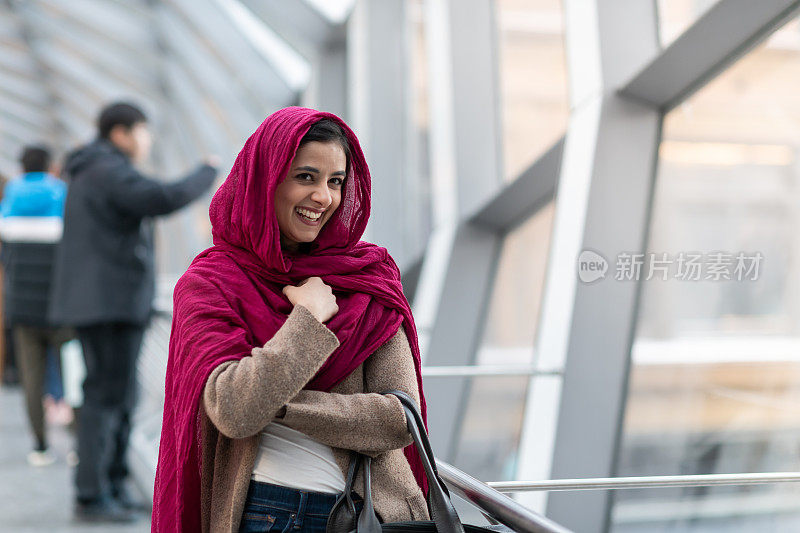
[0,386,150,532]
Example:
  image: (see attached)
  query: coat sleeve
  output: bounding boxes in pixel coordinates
[279,324,420,457]
[202,302,341,439]
[103,161,217,218]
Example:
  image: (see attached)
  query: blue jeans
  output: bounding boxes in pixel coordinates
[240,480,365,533]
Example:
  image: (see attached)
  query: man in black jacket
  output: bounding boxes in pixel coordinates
[49,102,218,523]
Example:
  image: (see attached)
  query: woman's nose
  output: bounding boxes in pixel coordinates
[310,182,332,207]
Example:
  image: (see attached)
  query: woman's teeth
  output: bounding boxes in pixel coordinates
[296,207,322,221]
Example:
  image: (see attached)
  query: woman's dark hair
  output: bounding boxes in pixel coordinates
[97,102,147,140]
[20,144,51,173]
[298,118,352,178]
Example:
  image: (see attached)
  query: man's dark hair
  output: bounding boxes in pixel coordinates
[97,102,147,140]
[19,144,51,173]
[299,118,352,177]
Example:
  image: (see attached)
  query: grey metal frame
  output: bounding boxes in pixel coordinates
[509,1,800,532]
[347,0,416,266]
[408,0,511,463]
[397,1,800,532]
[620,0,800,110]
[241,0,349,117]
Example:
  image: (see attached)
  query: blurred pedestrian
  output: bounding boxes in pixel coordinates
[49,101,219,523]
[0,144,73,467]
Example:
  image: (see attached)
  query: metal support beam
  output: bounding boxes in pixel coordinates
[39,0,157,53]
[0,70,50,109]
[347,0,412,264]
[515,2,661,532]
[620,0,800,110]
[543,93,660,533]
[420,222,501,458]
[146,0,216,277]
[469,138,563,233]
[240,0,344,60]
[0,42,42,79]
[410,0,504,463]
[157,6,260,138]
[5,0,64,149]
[168,0,302,107]
[444,0,503,218]
[242,0,348,117]
[0,93,51,132]
[31,12,161,95]
[305,42,348,118]
[25,38,134,100]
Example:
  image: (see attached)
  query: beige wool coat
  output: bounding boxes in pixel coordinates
[199,303,430,532]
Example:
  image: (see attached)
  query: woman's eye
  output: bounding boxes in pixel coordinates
[296,173,314,181]
[330,177,344,186]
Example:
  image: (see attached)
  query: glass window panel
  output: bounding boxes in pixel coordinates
[657,0,721,47]
[452,201,555,481]
[611,486,800,532]
[496,0,568,182]
[613,18,800,532]
[451,375,530,482]
[480,201,555,355]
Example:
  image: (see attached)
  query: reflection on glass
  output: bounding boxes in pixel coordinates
[613,19,800,533]
[495,0,568,182]
[452,376,529,482]
[657,0,721,47]
[453,202,555,481]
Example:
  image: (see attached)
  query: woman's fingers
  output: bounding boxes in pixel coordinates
[282,278,338,322]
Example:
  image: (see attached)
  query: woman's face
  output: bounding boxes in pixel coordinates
[274,140,347,252]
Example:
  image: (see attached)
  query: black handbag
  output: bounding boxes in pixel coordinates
[326,389,514,533]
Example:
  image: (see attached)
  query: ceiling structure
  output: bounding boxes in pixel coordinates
[0,0,353,179]
[0,0,355,273]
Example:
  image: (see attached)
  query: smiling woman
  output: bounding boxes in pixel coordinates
[275,122,350,253]
[152,107,430,533]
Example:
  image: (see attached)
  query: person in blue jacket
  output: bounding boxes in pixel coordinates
[0,145,74,470]
[0,145,66,217]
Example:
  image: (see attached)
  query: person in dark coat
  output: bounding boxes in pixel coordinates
[48,101,219,523]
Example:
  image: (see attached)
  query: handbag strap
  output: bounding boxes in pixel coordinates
[326,450,361,533]
[381,389,449,496]
[356,455,382,533]
[352,390,464,533]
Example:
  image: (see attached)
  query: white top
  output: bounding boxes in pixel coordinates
[251,421,346,493]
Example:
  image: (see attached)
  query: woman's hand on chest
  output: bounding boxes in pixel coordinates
[282,276,339,323]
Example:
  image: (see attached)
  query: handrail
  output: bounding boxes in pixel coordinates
[435,460,573,533]
[151,302,562,380]
[423,365,562,377]
[487,472,800,492]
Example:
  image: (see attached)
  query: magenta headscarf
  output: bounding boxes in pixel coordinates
[151,107,428,532]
